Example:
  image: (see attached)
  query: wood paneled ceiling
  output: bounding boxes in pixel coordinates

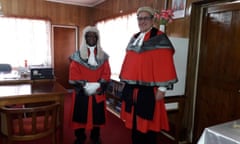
[46,0,105,7]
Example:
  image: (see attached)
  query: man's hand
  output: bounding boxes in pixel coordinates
[155,87,167,100]
[155,90,165,100]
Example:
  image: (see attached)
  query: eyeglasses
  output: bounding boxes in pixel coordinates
[137,16,153,21]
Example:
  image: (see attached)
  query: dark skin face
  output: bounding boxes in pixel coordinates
[85,31,98,46]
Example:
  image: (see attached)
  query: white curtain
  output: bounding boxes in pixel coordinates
[97,13,138,79]
[0,17,51,68]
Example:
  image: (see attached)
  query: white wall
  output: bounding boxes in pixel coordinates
[166,37,189,96]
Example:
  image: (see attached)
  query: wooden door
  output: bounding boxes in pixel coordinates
[53,25,78,89]
[193,2,240,142]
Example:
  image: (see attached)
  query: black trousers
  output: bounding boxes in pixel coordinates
[132,104,157,144]
[75,127,100,141]
[132,129,157,144]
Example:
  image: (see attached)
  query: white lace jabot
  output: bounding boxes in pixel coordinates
[87,46,98,66]
[133,32,145,46]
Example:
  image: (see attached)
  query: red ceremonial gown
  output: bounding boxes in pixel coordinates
[69,50,111,130]
[120,27,178,133]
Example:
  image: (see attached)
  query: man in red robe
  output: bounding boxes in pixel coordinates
[69,26,111,144]
[119,6,178,144]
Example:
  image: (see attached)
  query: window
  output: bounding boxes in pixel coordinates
[0,17,51,68]
[96,13,138,79]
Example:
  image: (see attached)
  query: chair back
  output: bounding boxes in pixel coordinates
[0,102,60,144]
[0,64,12,73]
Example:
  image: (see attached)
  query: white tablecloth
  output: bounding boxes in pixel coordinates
[198,119,240,144]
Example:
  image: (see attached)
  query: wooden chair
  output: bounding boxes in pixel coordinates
[0,102,60,144]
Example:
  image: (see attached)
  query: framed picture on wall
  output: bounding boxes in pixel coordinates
[172,0,186,19]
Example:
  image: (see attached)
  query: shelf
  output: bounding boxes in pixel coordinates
[106,96,121,118]
[106,106,120,118]
[105,79,124,118]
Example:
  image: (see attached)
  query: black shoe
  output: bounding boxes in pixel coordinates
[91,139,101,144]
[74,139,85,144]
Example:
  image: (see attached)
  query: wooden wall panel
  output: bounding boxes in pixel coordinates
[0,0,92,36]
[93,0,195,38]
[0,0,197,39]
[93,0,155,20]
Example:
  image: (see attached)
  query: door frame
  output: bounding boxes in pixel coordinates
[51,25,78,67]
[184,0,234,142]
[51,25,78,88]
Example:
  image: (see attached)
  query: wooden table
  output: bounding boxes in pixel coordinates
[0,80,68,144]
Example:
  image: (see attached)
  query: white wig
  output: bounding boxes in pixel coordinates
[79,26,104,60]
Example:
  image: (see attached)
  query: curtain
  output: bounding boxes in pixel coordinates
[0,17,51,68]
[97,13,138,79]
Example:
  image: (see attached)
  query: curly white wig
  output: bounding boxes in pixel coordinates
[79,26,104,60]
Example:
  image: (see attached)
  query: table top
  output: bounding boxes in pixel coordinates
[0,71,55,85]
[198,119,240,144]
[0,81,67,98]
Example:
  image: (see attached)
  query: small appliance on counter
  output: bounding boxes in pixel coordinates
[30,66,54,80]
